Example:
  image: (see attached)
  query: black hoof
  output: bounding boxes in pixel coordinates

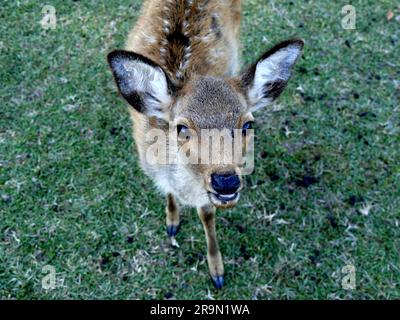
[211,275,224,289]
[167,225,180,237]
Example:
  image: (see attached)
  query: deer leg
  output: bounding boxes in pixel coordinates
[166,193,180,237]
[198,204,224,289]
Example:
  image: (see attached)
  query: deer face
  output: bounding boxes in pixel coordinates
[108,40,303,208]
[169,76,252,208]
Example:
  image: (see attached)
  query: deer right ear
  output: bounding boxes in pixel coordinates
[107,50,174,119]
[241,39,304,112]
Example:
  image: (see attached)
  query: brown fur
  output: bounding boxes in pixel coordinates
[198,204,224,280]
[166,193,179,229]
[126,0,241,83]
[108,0,303,288]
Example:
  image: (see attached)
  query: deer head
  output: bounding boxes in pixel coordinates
[108,39,304,208]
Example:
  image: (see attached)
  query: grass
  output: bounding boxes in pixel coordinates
[1,0,399,299]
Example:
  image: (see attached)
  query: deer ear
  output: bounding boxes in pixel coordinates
[241,39,304,112]
[107,50,174,119]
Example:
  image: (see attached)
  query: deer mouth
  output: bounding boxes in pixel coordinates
[208,192,240,207]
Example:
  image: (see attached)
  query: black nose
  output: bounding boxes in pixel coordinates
[211,173,241,195]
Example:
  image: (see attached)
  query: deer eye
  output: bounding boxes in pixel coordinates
[242,121,254,135]
[177,124,188,134]
[177,124,190,140]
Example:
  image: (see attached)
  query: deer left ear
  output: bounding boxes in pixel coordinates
[241,39,304,112]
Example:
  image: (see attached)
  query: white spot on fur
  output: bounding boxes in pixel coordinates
[141,31,156,44]
[177,44,192,77]
[183,52,191,61]
[176,70,184,79]
[184,47,192,55]
[202,34,212,43]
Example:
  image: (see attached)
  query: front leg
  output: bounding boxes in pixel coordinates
[166,193,180,237]
[198,204,224,289]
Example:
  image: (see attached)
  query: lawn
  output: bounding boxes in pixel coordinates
[0,0,399,299]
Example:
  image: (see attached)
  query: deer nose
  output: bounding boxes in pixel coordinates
[211,173,241,195]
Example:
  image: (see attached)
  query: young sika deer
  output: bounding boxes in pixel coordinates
[108,0,303,289]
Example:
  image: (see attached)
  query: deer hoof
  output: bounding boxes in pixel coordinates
[166,225,180,237]
[211,275,224,289]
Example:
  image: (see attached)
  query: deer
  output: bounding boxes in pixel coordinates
[107,0,303,289]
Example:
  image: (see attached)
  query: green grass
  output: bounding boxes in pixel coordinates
[1,0,399,299]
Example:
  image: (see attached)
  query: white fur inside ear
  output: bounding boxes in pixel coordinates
[248,44,302,111]
[110,56,171,117]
